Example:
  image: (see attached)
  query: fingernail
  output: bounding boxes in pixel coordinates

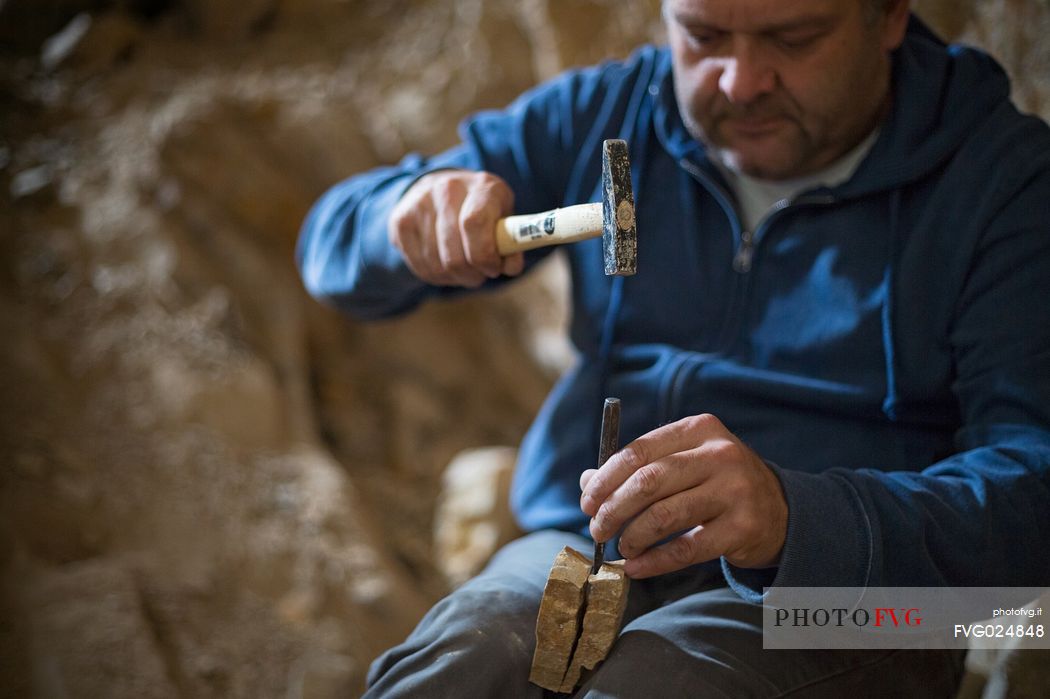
[580,493,596,514]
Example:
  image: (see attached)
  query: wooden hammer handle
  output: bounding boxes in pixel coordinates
[494,202,603,254]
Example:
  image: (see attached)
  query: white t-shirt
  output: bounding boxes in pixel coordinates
[717,129,880,232]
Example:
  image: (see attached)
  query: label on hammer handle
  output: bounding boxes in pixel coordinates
[513,211,558,243]
[495,203,604,254]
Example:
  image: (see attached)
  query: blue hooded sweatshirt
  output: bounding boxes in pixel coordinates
[297,17,1050,602]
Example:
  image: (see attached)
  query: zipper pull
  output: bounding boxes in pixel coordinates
[734,230,754,273]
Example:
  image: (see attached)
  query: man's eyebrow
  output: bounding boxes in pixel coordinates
[674,19,722,35]
[670,12,837,36]
[759,15,837,36]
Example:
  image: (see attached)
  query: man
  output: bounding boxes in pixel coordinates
[298,0,1050,695]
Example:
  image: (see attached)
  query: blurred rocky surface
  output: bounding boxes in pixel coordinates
[433,446,522,587]
[1,1,1048,697]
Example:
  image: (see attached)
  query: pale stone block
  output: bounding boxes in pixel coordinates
[529,548,630,693]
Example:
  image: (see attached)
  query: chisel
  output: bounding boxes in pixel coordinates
[592,397,621,574]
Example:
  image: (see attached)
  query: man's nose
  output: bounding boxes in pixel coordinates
[718,48,776,104]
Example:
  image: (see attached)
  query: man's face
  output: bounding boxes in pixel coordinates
[665,0,908,180]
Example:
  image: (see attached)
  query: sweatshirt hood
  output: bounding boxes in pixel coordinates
[650,15,1013,197]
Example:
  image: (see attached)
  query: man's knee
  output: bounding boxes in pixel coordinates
[366,581,539,696]
[366,529,590,696]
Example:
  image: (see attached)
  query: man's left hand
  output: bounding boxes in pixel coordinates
[579,413,788,578]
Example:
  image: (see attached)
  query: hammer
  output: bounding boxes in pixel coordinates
[493,139,637,276]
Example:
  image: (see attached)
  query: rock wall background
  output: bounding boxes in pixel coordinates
[1,1,1048,697]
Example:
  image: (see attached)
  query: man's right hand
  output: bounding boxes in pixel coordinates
[388,170,523,287]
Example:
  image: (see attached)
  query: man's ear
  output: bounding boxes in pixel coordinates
[882,0,911,52]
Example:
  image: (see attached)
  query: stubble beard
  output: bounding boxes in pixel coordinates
[681,99,814,181]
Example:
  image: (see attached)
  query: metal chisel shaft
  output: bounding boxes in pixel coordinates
[592,397,621,574]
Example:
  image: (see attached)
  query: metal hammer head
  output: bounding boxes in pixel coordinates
[601,139,637,276]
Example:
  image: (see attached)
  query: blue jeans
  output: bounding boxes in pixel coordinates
[366,530,965,698]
